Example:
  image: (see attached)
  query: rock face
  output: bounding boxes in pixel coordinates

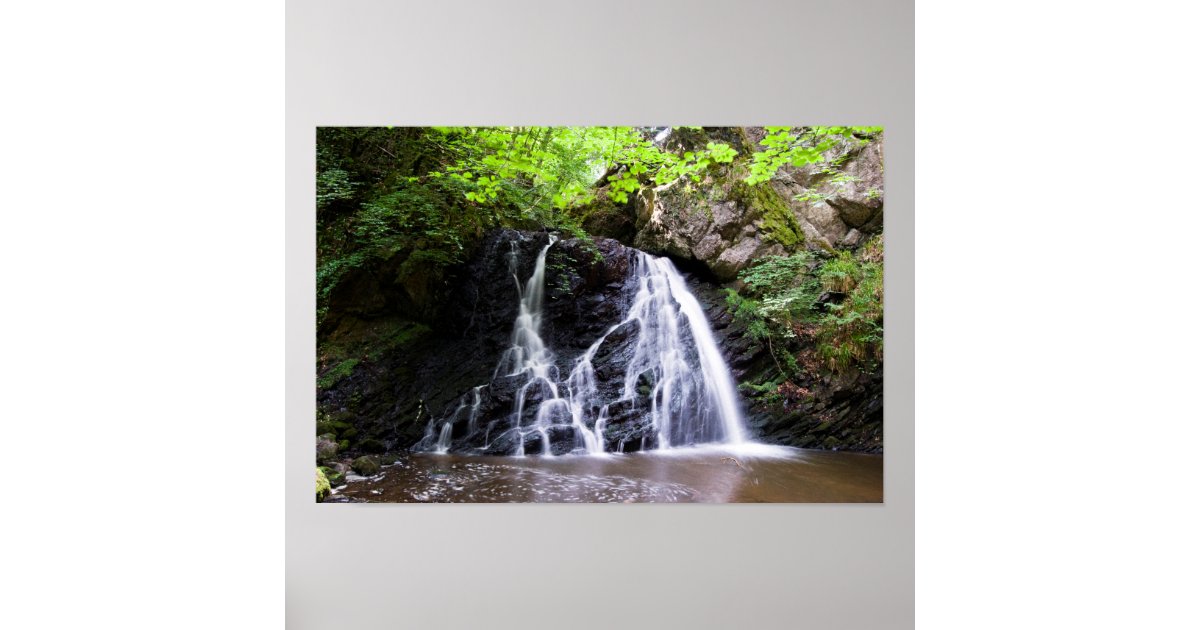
[615,127,884,280]
[776,134,884,249]
[318,226,882,455]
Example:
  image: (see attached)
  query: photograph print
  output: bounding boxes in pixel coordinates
[314,126,884,503]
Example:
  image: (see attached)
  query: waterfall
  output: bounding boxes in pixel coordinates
[434,422,452,454]
[565,252,745,449]
[466,385,483,434]
[419,234,747,456]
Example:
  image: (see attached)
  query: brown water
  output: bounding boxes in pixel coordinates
[330,444,882,503]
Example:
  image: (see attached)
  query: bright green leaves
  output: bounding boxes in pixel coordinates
[425,127,746,209]
[746,127,834,185]
[606,170,640,204]
[745,126,881,186]
[706,142,737,164]
[600,134,737,202]
[810,125,883,139]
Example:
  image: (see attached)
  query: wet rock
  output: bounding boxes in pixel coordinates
[316,436,339,463]
[541,426,575,455]
[351,455,381,476]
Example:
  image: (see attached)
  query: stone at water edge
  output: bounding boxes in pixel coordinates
[351,455,381,476]
[321,463,347,486]
[316,468,332,502]
[316,436,339,463]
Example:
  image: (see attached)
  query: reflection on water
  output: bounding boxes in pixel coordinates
[330,445,882,503]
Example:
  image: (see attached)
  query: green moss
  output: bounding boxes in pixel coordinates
[727,180,804,249]
[371,322,431,359]
[319,320,432,374]
[316,415,336,436]
[316,358,359,389]
[351,455,381,476]
[320,464,346,487]
[358,438,385,453]
[316,468,332,502]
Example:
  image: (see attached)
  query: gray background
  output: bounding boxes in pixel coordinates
[286,1,913,628]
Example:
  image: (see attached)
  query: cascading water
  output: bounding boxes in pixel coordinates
[570,252,746,448]
[419,234,747,456]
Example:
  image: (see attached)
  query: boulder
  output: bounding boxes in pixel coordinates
[322,463,348,486]
[316,436,339,463]
[351,455,381,476]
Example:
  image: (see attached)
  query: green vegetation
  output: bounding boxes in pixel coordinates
[815,246,884,372]
[316,468,331,502]
[316,358,358,389]
[725,236,883,379]
[317,127,743,327]
[317,127,880,324]
[746,126,882,185]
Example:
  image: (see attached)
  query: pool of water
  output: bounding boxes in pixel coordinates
[329,444,882,503]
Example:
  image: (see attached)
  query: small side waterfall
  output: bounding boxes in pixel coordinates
[418,234,747,456]
[434,422,452,454]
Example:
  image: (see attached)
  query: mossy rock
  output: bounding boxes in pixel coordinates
[320,464,347,487]
[338,439,350,452]
[358,438,386,453]
[380,452,402,465]
[728,180,803,249]
[351,455,381,476]
[317,358,359,389]
[316,467,332,502]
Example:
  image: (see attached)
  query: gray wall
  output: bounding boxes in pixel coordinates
[286,1,913,627]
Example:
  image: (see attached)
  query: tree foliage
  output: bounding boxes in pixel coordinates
[315,126,882,330]
[746,126,882,185]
